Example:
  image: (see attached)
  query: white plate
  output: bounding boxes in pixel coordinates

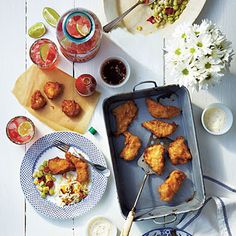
[103,0,206,36]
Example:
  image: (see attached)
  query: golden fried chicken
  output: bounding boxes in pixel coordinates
[120,131,142,161]
[168,136,192,165]
[158,170,186,202]
[143,144,165,175]
[65,152,89,184]
[44,81,63,99]
[142,120,178,138]
[146,98,180,119]
[62,100,81,117]
[48,157,75,175]
[112,100,138,136]
[31,90,47,110]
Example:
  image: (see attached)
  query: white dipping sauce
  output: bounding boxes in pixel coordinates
[203,108,226,132]
[88,217,113,236]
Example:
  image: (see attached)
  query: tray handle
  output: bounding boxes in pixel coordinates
[133,81,158,92]
[153,214,177,225]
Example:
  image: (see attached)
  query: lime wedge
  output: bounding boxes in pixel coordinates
[18,121,34,137]
[76,23,89,37]
[40,43,50,62]
[43,7,60,27]
[28,22,46,38]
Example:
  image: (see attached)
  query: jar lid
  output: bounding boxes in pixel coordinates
[63,11,95,44]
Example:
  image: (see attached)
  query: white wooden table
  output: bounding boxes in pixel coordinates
[0,0,236,235]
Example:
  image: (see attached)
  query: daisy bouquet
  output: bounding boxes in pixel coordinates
[165,19,234,90]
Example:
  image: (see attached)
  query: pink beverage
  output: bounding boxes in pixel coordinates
[56,9,102,62]
[30,38,59,70]
[6,116,35,145]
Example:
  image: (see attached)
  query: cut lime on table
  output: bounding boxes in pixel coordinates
[18,121,34,137]
[40,43,50,62]
[43,7,60,27]
[28,22,46,38]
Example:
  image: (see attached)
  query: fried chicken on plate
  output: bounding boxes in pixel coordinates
[168,136,192,165]
[143,144,165,175]
[44,81,63,100]
[31,90,47,110]
[158,170,186,202]
[120,131,142,161]
[146,98,180,119]
[112,100,138,136]
[142,120,178,138]
[48,157,75,175]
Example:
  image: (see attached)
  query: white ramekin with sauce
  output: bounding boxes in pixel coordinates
[201,103,233,135]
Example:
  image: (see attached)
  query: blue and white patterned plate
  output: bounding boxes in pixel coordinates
[20,131,108,219]
[143,227,192,236]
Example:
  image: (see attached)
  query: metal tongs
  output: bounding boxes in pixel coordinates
[120,135,172,236]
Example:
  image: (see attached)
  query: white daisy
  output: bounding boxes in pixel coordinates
[198,72,224,90]
[196,56,223,74]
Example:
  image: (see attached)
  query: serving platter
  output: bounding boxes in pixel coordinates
[103,0,206,36]
[20,131,108,219]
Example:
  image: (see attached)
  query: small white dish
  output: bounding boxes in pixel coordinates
[99,56,130,88]
[201,103,233,135]
[87,215,117,236]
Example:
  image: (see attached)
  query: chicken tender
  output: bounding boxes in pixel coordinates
[62,100,81,117]
[112,100,138,136]
[31,90,47,110]
[146,98,180,119]
[120,131,142,161]
[142,120,178,138]
[143,144,165,175]
[48,157,75,175]
[158,170,186,202]
[44,81,63,99]
[66,152,89,184]
[168,136,192,165]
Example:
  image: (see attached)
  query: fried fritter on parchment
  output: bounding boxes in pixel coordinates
[146,98,180,119]
[120,131,142,161]
[158,170,186,202]
[142,120,178,138]
[31,90,47,110]
[143,144,165,175]
[66,152,89,184]
[48,157,75,175]
[112,100,138,136]
[168,136,192,165]
[44,81,63,100]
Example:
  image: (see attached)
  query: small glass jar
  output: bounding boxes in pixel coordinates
[56,8,102,63]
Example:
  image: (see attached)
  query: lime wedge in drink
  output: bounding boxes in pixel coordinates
[28,22,46,38]
[40,43,50,62]
[76,23,89,37]
[43,7,60,27]
[18,121,34,137]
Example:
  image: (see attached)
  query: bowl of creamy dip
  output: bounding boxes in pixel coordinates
[201,103,233,135]
[87,216,117,236]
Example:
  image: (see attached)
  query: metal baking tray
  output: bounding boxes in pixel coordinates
[103,81,205,222]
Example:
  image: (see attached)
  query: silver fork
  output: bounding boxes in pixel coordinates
[53,140,110,177]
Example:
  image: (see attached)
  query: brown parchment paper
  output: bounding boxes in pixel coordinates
[12,65,100,134]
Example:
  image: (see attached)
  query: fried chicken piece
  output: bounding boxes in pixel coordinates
[112,100,138,136]
[158,170,186,202]
[65,152,89,184]
[168,136,192,165]
[142,120,178,138]
[44,81,63,99]
[48,157,75,175]
[146,98,180,119]
[31,90,47,110]
[143,144,165,175]
[120,131,142,161]
[62,100,81,117]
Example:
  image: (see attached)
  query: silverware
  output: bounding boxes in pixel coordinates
[53,140,110,177]
[103,0,155,33]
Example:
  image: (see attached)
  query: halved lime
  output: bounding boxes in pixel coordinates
[43,7,60,27]
[18,121,34,137]
[28,22,46,38]
[40,43,50,62]
[76,23,89,37]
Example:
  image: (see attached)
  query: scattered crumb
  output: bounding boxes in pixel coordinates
[136,25,143,31]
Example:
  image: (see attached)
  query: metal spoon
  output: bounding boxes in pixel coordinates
[103,0,155,33]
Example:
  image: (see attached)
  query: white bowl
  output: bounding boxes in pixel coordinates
[201,103,233,135]
[99,56,130,88]
[87,215,117,236]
